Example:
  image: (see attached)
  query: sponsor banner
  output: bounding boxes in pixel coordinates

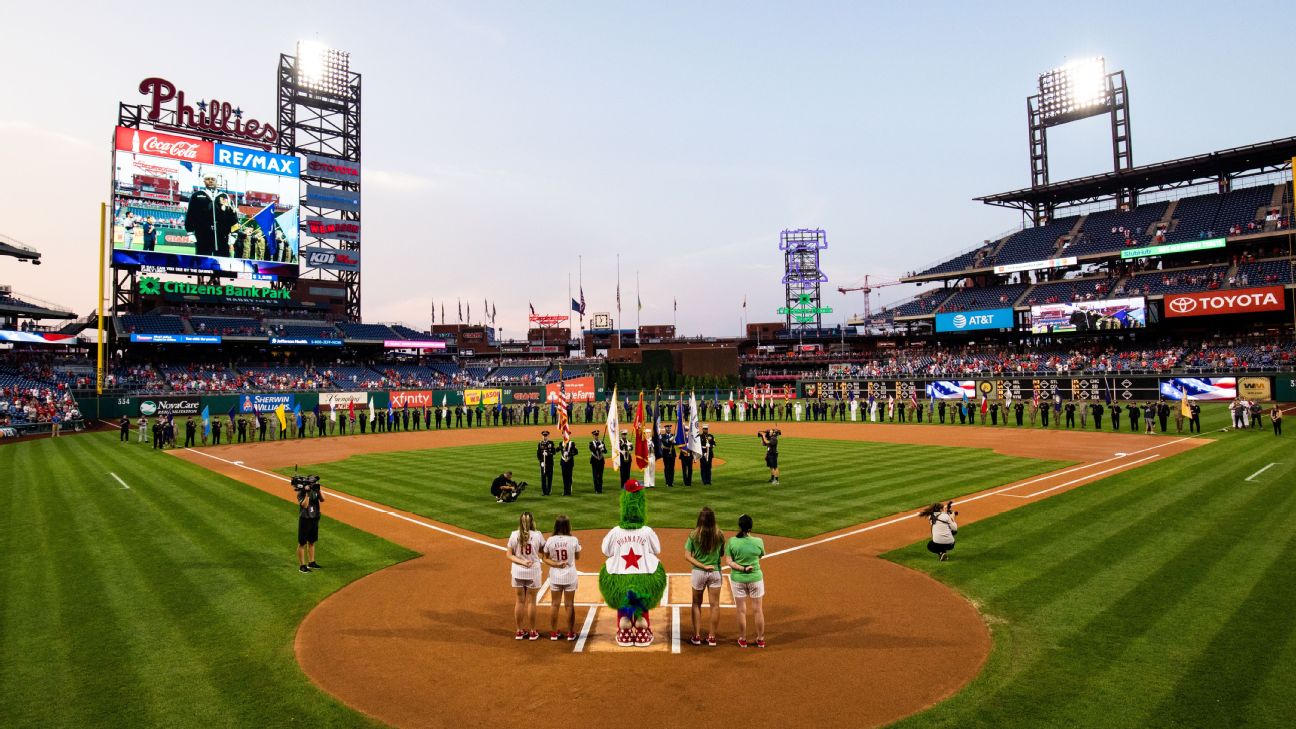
[303,246,361,272]
[268,337,343,347]
[305,184,361,212]
[934,308,1014,333]
[529,345,562,353]
[239,394,297,413]
[389,390,436,409]
[1029,297,1146,334]
[115,126,214,163]
[509,388,543,403]
[993,256,1077,275]
[1160,377,1236,401]
[1120,238,1226,259]
[925,381,976,400]
[213,144,299,177]
[1238,376,1272,401]
[464,389,503,406]
[139,396,203,416]
[546,376,597,403]
[304,216,361,242]
[1163,286,1286,318]
[384,339,446,350]
[303,153,361,183]
[130,333,222,344]
[0,330,80,344]
[319,392,368,408]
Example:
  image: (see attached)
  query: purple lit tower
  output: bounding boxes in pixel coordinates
[779,228,829,333]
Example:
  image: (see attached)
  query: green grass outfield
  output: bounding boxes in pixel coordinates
[281,436,1070,539]
[0,431,415,727]
[886,409,1294,728]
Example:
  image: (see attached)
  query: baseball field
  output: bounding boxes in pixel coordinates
[2,406,1292,728]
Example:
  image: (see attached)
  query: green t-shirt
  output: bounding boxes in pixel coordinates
[685,533,724,570]
[725,535,765,583]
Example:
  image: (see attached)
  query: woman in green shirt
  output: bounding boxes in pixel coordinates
[684,507,725,646]
[724,514,766,648]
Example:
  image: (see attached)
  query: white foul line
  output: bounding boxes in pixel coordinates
[109,472,131,490]
[181,447,506,552]
[572,606,597,653]
[1245,463,1279,482]
[1000,454,1160,498]
[671,607,681,654]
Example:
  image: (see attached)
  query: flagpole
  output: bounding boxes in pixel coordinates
[567,272,572,349]
[616,253,622,350]
[636,269,641,331]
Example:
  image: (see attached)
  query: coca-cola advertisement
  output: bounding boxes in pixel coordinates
[111,126,301,280]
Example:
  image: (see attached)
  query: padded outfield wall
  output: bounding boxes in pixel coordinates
[799,374,1293,403]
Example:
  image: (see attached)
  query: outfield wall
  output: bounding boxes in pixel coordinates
[799,373,1295,403]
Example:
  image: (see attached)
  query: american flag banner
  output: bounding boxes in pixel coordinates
[557,378,571,440]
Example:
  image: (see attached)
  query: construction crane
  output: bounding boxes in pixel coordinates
[837,274,908,324]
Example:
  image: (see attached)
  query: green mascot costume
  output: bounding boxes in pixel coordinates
[598,478,667,646]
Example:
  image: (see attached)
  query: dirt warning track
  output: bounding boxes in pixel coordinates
[173,421,1206,729]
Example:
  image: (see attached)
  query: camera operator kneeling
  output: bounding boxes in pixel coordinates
[294,475,325,573]
[920,501,958,562]
[492,471,527,503]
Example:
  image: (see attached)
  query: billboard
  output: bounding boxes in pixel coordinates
[239,393,297,413]
[130,333,222,344]
[1163,286,1286,318]
[111,127,300,278]
[546,376,597,403]
[302,247,361,272]
[390,390,437,409]
[464,389,503,406]
[319,392,369,408]
[934,308,1014,333]
[305,184,360,212]
[138,396,202,416]
[304,217,360,242]
[384,340,446,350]
[302,153,361,183]
[1029,297,1146,334]
[1160,377,1236,401]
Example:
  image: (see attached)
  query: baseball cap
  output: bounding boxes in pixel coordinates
[623,479,643,493]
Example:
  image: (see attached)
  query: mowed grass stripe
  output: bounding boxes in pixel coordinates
[288,436,1068,538]
[886,430,1295,728]
[0,432,415,727]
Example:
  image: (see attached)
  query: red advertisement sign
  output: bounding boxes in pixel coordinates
[115,126,213,163]
[546,376,596,403]
[1163,286,1286,318]
[389,390,437,408]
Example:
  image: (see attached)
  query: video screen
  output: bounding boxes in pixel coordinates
[1029,297,1146,334]
[110,127,300,278]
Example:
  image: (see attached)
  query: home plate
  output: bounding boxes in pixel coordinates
[583,606,673,653]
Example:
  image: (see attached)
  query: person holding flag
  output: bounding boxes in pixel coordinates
[979,393,989,425]
[274,404,288,439]
[558,431,578,496]
[1176,388,1188,433]
[195,408,208,448]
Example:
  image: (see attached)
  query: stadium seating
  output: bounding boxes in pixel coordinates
[322,365,385,389]
[936,284,1029,312]
[1116,264,1230,298]
[886,289,955,318]
[119,314,187,334]
[994,216,1079,265]
[1021,277,1114,306]
[269,323,341,339]
[1064,203,1169,257]
[189,316,266,337]
[1233,257,1294,286]
[389,325,431,340]
[336,322,399,341]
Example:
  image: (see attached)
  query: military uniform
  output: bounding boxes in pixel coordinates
[618,434,633,485]
[679,446,694,485]
[661,433,677,487]
[536,433,556,495]
[558,437,577,496]
[699,428,716,485]
[589,432,607,493]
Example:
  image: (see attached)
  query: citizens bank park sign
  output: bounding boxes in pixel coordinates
[1163,286,1287,318]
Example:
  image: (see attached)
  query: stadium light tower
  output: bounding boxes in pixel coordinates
[778,229,831,339]
[1027,57,1132,222]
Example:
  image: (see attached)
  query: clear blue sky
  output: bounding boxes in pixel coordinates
[2,0,1293,335]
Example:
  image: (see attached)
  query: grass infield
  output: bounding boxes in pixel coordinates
[280,436,1071,539]
[886,410,1294,728]
[0,432,416,727]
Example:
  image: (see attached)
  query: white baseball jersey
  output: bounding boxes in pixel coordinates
[544,535,581,585]
[601,526,661,575]
[507,529,546,581]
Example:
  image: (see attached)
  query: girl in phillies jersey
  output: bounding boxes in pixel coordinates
[507,511,546,640]
[542,515,582,641]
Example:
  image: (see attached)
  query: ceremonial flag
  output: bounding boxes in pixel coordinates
[980,394,988,415]
[632,391,647,468]
[571,298,582,314]
[1102,377,1112,405]
[1180,387,1191,418]
[330,404,337,422]
[1054,394,1063,413]
[910,390,919,411]
[252,401,261,418]
[674,402,687,446]
[348,400,355,420]
[294,404,303,431]
[557,377,571,440]
[201,406,211,438]
[274,404,287,431]
[607,385,620,470]
[227,403,237,426]
[1032,389,1040,409]
[687,391,702,456]
[1003,386,1013,410]
[368,396,375,423]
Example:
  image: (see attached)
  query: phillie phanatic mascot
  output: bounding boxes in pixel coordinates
[599,478,666,646]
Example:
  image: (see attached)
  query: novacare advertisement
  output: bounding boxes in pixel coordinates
[934,308,1014,333]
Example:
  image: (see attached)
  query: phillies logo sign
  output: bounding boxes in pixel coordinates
[1164,286,1286,318]
[138,77,278,146]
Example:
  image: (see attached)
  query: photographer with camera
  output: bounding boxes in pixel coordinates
[758,428,781,484]
[492,471,527,503]
[294,475,325,573]
[918,501,958,561]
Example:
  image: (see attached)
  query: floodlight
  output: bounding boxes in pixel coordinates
[1038,57,1110,123]
[294,40,351,98]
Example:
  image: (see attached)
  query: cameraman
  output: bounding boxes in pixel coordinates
[918,502,958,561]
[492,470,527,503]
[758,428,780,484]
[295,476,324,573]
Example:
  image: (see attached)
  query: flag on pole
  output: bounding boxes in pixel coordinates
[274,404,287,431]
[330,404,337,422]
[348,399,355,421]
[458,300,463,323]
[294,404,303,431]
[980,394,988,415]
[579,287,586,319]
[201,406,211,438]
[674,402,686,446]
[910,389,919,411]
[687,391,702,456]
[607,385,620,470]
[1032,389,1040,410]
[1180,387,1191,418]
[556,377,571,441]
[529,301,536,317]
[226,403,236,427]
[632,391,647,468]
[368,397,375,423]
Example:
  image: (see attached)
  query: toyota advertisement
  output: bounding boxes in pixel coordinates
[1163,286,1286,318]
[111,126,300,278]
[1029,297,1146,333]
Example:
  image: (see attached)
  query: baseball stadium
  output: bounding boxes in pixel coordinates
[3,9,1296,729]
